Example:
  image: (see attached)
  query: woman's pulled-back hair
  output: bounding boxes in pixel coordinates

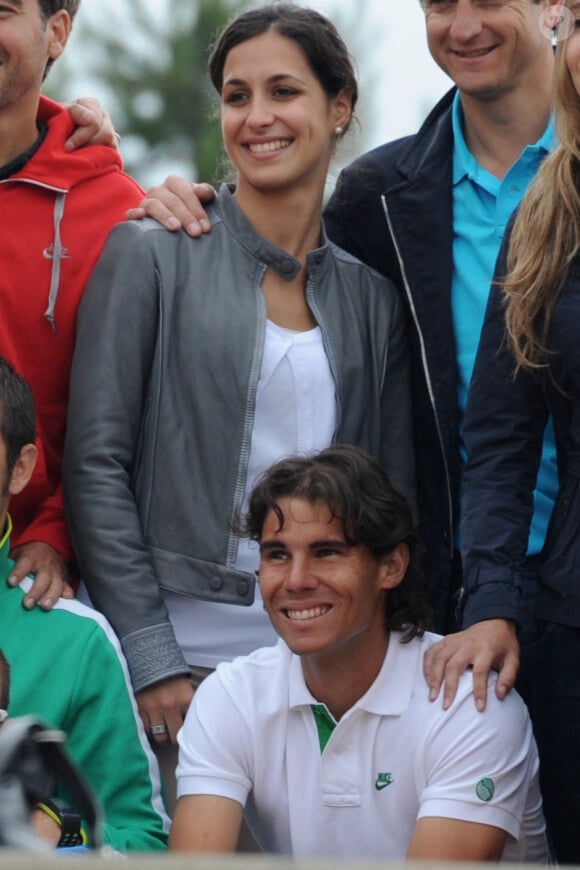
[208,2,358,125]
[241,444,430,641]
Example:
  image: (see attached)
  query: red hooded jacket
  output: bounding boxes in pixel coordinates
[0,96,144,559]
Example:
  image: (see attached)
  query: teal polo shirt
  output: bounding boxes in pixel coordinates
[451,91,557,555]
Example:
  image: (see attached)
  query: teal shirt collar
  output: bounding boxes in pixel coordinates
[452,90,555,185]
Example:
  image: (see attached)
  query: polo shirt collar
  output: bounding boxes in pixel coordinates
[288,631,422,719]
[451,90,555,186]
[0,515,13,581]
[0,514,14,595]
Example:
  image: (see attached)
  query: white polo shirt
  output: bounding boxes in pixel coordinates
[176,632,547,862]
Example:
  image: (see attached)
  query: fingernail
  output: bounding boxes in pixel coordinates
[23,597,35,610]
[41,597,53,610]
[200,219,211,232]
[476,698,485,712]
[167,217,181,231]
[186,222,202,237]
[7,574,18,587]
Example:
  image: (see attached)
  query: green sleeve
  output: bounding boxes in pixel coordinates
[59,620,169,851]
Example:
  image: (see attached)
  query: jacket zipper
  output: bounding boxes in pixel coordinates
[381,194,454,559]
[305,280,342,442]
[225,265,268,568]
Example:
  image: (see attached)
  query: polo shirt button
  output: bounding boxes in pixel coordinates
[209,575,223,591]
[237,580,249,596]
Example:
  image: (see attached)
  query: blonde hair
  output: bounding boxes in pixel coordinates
[505,17,580,370]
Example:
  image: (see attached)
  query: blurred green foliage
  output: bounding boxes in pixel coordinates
[46,0,249,186]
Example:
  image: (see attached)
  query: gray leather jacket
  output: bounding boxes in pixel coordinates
[64,185,415,692]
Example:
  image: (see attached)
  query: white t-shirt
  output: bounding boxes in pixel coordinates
[177,632,547,862]
[165,319,337,668]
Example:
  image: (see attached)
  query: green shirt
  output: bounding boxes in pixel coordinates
[0,518,169,850]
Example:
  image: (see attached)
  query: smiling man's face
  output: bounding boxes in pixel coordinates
[423,0,549,102]
[258,497,391,664]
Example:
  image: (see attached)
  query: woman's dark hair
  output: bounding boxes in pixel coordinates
[242,444,430,641]
[209,2,358,125]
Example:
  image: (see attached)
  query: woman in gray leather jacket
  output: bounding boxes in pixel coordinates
[63,3,415,754]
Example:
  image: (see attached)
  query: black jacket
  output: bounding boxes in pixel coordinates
[461,236,580,629]
[325,89,460,631]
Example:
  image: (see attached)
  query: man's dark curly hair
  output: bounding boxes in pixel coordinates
[241,444,431,641]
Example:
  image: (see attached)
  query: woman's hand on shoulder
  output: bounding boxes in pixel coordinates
[423,619,519,712]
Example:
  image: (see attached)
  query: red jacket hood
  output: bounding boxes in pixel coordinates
[4,96,133,334]
[13,95,125,188]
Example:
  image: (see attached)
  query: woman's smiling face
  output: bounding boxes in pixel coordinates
[220,29,350,198]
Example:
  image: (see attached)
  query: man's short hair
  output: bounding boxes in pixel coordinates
[0,650,10,711]
[0,358,36,476]
[242,444,431,641]
[38,0,81,78]
[38,0,80,23]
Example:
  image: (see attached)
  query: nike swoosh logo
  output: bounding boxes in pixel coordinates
[43,246,71,260]
[375,777,393,791]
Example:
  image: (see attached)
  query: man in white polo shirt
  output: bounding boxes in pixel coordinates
[170,445,547,862]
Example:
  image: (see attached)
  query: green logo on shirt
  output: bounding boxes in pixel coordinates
[476,777,495,802]
[375,772,393,791]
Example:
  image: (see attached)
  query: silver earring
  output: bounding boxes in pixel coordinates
[335,126,344,138]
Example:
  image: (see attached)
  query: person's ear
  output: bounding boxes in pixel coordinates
[46,10,71,63]
[8,444,38,496]
[379,543,410,591]
[332,89,353,136]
